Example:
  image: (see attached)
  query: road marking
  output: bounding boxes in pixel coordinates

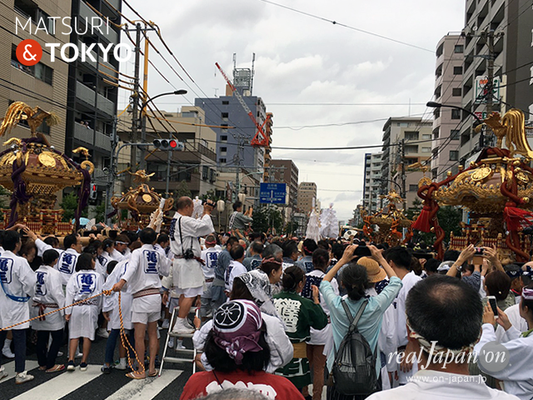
[106,370,183,400]
[2,360,39,382]
[11,364,101,400]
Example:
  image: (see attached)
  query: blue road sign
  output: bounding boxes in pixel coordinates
[260,183,287,204]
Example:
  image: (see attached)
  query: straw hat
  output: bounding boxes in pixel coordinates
[358,257,387,283]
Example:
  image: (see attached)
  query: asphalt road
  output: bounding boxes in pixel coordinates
[0,328,194,400]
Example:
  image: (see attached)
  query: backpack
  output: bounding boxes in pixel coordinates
[332,298,377,395]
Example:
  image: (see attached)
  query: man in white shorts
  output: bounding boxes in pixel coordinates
[112,228,171,379]
[165,197,214,334]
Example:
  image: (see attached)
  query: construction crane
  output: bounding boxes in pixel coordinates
[215,62,270,147]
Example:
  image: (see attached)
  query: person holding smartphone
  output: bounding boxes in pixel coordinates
[475,283,533,399]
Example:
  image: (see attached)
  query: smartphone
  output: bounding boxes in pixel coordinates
[354,246,371,257]
[487,295,498,318]
[472,248,484,266]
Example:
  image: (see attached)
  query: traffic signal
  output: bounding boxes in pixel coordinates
[89,184,97,201]
[153,139,184,151]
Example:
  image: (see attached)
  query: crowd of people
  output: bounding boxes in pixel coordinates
[0,197,532,399]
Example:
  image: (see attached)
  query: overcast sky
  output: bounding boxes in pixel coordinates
[119,0,466,222]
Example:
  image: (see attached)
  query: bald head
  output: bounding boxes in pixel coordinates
[177,196,194,216]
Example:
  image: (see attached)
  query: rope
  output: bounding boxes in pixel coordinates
[0,290,113,332]
[117,291,145,375]
[1,289,147,376]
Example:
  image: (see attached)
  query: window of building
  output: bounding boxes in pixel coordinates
[422,147,431,153]
[449,150,459,161]
[35,63,53,85]
[451,109,461,119]
[221,112,228,119]
[453,66,462,75]
[222,100,229,105]
[219,158,226,164]
[454,45,464,53]
[221,135,227,141]
[220,147,227,152]
[451,130,460,140]
[409,184,419,192]
[422,134,431,140]
[452,88,462,97]
[405,131,419,140]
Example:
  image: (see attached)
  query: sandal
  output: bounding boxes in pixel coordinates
[38,366,47,371]
[148,369,158,377]
[45,365,65,373]
[125,372,145,380]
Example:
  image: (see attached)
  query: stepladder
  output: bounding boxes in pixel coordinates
[159,307,198,376]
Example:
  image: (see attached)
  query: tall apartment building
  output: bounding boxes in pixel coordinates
[430,34,465,180]
[195,63,268,179]
[65,0,121,201]
[297,182,317,214]
[459,0,533,162]
[270,159,299,211]
[381,117,433,209]
[2,0,71,155]
[362,152,382,213]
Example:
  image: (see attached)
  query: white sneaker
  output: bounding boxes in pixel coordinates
[184,318,195,330]
[168,337,174,348]
[97,328,109,338]
[15,371,34,384]
[176,339,186,350]
[0,366,8,381]
[115,361,127,371]
[161,319,170,329]
[2,347,15,359]
[171,318,194,335]
[57,351,64,357]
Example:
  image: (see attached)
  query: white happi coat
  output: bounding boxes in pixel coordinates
[30,265,65,331]
[0,250,36,330]
[120,244,171,296]
[167,212,214,291]
[65,270,104,340]
[103,258,133,330]
[55,248,80,287]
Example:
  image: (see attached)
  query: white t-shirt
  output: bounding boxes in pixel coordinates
[225,260,247,292]
[201,247,221,280]
[367,370,519,400]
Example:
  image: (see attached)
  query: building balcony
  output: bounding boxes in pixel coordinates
[97,93,115,116]
[73,122,111,152]
[79,0,119,44]
[76,81,96,106]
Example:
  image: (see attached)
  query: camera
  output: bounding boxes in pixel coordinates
[183,248,195,260]
[204,199,216,208]
[354,245,372,257]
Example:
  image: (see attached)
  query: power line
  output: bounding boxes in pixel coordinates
[257,0,434,52]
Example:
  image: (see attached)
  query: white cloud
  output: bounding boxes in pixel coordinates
[120,0,466,220]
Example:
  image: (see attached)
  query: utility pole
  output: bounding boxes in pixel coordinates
[106,116,119,225]
[129,23,142,185]
[400,138,406,210]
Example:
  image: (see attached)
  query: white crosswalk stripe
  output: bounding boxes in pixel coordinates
[2,360,39,382]
[105,370,183,400]
[11,364,102,400]
[1,363,185,400]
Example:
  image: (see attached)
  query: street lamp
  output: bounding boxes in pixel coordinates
[140,90,188,170]
[426,101,484,148]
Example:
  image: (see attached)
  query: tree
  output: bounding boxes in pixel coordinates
[173,180,192,200]
[60,192,88,222]
[252,205,283,234]
[285,220,299,235]
[412,206,463,245]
